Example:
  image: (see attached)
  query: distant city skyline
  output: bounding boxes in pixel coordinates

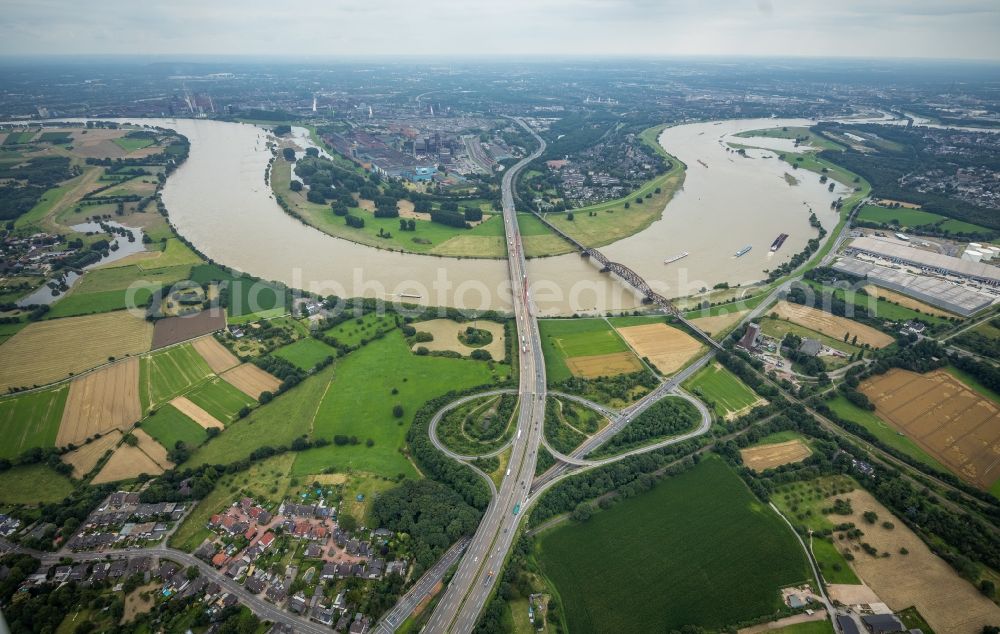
[1,0,999,60]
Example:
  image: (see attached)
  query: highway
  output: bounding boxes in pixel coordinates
[423,118,549,634]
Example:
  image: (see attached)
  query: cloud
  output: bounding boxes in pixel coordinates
[0,0,997,59]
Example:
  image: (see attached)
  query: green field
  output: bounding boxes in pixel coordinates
[771,475,861,585]
[139,343,214,411]
[538,318,632,383]
[0,464,74,504]
[772,622,834,634]
[436,394,517,456]
[113,136,156,152]
[685,362,760,418]
[188,263,285,319]
[825,395,946,472]
[46,288,156,319]
[856,203,991,235]
[172,453,296,552]
[141,404,208,450]
[188,364,336,467]
[537,457,811,633]
[0,386,69,459]
[184,377,256,423]
[272,337,337,371]
[323,313,398,347]
[37,131,72,144]
[3,130,36,145]
[294,332,505,478]
[736,126,845,153]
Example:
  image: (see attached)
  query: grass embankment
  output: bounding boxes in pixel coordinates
[536,457,811,633]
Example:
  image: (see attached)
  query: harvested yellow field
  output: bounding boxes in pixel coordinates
[861,369,1000,489]
[410,318,506,360]
[91,444,164,484]
[191,336,240,373]
[61,430,122,476]
[863,285,958,318]
[740,439,812,471]
[221,363,281,399]
[836,489,1000,633]
[616,323,704,375]
[133,428,174,470]
[771,301,894,348]
[57,358,141,447]
[170,396,223,429]
[690,310,748,338]
[566,351,644,378]
[0,311,152,392]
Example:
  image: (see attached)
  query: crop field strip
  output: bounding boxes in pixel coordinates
[0,385,69,459]
[771,301,894,348]
[58,357,141,447]
[615,322,705,375]
[60,430,122,477]
[190,335,241,373]
[537,457,811,633]
[183,377,256,423]
[741,439,813,472]
[0,310,153,392]
[220,363,281,400]
[861,369,1000,489]
[139,343,215,411]
[539,318,641,382]
[685,362,763,419]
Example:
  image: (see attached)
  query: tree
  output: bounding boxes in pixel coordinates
[980,579,996,598]
[259,391,273,404]
[392,405,404,418]
[571,502,593,522]
[339,513,358,533]
[186,565,200,580]
[863,510,878,524]
[282,147,296,161]
[289,180,303,192]
[123,433,138,447]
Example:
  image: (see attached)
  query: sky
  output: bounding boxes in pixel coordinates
[1,0,999,60]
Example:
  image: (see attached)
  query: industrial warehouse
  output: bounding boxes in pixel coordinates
[844,236,1000,286]
[831,257,995,317]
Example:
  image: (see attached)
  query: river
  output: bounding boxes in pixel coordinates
[102,116,847,315]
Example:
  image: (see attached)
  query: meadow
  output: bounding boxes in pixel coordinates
[856,203,991,235]
[141,404,208,451]
[0,386,69,459]
[139,343,214,411]
[272,337,337,371]
[322,312,398,347]
[685,362,761,418]
[537,457,811,633]
[187,364,337,467]
[538,318,631,383]
[113,136,156,152]
[296,332,504,478]
[184,377,256,423]
[0,464,75,504]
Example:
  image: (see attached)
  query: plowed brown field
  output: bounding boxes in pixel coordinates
[616,323,704,375]
[192,336,240,373]
[151,309,226,349]
[220,363,281,399]
[740,439,812,471]
[57,358,141,447]
[0,311,152,391]
[565,351,644,378]
[861,369,1000,489]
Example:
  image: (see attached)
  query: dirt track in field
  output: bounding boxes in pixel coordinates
[565,351,643,378]
[771,301,894,348]
[170,396,224,429]
[861,369,1000,489]
[191,336,240,373]
[91,444,164,484]
[615,323,703,375]
[834,489,1000,633]
[61,430,122,476]
[57,358,141,447]
[0,311,152,392]
[220,364,281,399]
[740,439,812,471]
